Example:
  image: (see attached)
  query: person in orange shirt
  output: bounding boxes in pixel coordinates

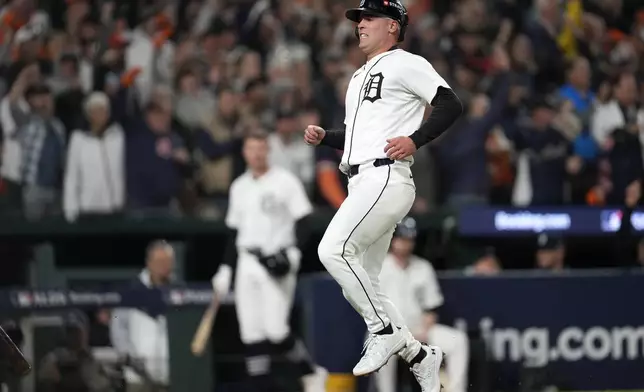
[314,145,347,209]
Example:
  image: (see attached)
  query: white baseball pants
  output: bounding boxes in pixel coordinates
[318,161,416,334]
[234,248,300,344]
[376,324,470,392]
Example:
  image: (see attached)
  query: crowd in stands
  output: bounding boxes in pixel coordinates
[0,0,643,223]
[2,2,643,390]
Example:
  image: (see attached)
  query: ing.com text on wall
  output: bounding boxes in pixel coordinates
[454,317,644,366]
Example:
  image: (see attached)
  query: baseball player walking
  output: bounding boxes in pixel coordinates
[304,0,462,390]
[211,131,327,392]
[377,217,469,392]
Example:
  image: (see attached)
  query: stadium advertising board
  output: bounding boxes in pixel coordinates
[2,276,641,390]
[457,206,644,236]
[303,271,644,391]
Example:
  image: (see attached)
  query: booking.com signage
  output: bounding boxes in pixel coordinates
[302,271,644,391]
[458,206,644,236]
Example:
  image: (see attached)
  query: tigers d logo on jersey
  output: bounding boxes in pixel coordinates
[362,72,384,103]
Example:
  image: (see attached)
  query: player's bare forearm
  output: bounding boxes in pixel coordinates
[320,129,345,150]
[409,87,463,148]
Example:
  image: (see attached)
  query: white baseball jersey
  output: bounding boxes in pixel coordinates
[342,49,450,168]
[380,254,443,326]
[378,255,471,392]
[226,166,313,255]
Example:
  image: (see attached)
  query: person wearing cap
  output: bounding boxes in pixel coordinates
[124,100,189,210]
[535,233,567,272]
[376,217,469,392]
[18,83,66,220]
[62,91,125,222]
[305,0,462,387]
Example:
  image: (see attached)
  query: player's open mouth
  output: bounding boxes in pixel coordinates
[359,33,368,39]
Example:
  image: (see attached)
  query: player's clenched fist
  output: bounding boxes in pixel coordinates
[304,125,326,145]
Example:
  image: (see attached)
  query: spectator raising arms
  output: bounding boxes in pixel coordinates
[19,83,65,221]
[0,0,639,277]
[125,101,189,212]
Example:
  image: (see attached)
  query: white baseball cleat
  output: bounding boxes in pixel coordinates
[410,344,444,392]
[302,366,328,392]
[353,329,406,376]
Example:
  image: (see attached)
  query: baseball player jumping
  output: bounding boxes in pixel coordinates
[304,0,462,390]
[211,131,327,392]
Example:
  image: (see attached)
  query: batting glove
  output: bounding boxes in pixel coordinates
[211,264,232,297]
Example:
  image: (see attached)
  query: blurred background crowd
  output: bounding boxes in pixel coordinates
[0,0,642,222]
[0,1,643,391]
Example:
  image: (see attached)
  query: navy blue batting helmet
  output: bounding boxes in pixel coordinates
[394,216,417,239]
[346,0,409,42]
